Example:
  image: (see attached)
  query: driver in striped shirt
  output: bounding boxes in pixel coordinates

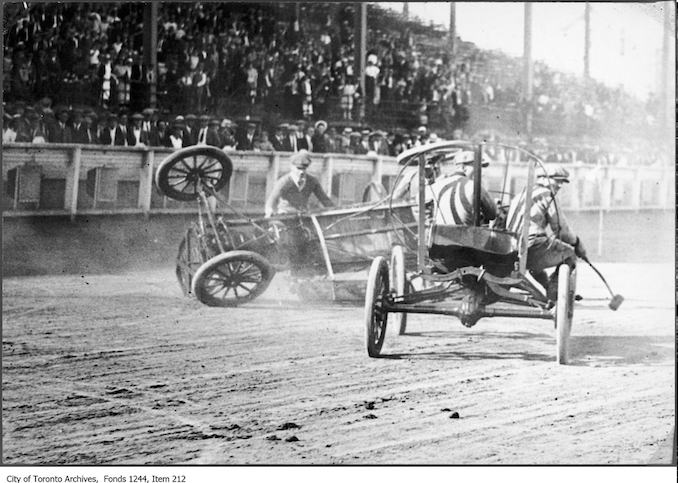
[505,165,587,298]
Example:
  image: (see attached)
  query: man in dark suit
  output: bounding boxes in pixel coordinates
[295,121,309,151]
[70,109,89,144]
[149,119,169,147]
[183,114,198,146]
[369,130,391,155]
[205,119,223,147]
[270,124,286,151]
[117,112,130,146]
[82,112,99,144]
[48,107,73,143]
[282,124,307,152]
[236,122,257,151]
[195,115,210,145]
[99,114,127,146]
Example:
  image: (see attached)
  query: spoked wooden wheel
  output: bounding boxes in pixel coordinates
[389,245,409,335]
[175,225,211,296]
[191,251,274,307]
[155,146,232,201]
[556,264,575,364]
[364,256,390,357]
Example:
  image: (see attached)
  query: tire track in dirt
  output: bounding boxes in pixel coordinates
[2,266,674,464]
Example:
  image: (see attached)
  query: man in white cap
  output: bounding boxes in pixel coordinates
[428,150,497,226]
[506,165,587,297]
[265,150,334,217]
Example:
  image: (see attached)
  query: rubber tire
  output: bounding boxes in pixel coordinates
[389,245,409,335]
[556,264,573,364]
[191,251,274,307]
[364,256,389,357]
[155,146,233,201]
[175,225,209,296]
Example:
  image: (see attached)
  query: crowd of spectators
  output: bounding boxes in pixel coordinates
[2,1,668,164]
[1,97,455,157]
[3,97,670,169]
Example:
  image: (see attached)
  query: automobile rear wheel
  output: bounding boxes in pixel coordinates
[365,256,389,357]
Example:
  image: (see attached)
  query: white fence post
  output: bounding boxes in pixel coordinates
[139,149,154,218]
[64,146,82,221]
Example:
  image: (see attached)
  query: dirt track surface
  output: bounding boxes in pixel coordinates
[2,263,675,465]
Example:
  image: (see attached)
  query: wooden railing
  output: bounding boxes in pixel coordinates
[2,143,673,219]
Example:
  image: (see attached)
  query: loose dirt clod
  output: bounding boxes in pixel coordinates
[285,435,299,442]
[450,412,460,419]
[441,408,452,412]
[364,414,378,419]
[266,435,280,441]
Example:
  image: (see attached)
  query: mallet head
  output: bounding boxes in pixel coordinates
[608,294,624,311]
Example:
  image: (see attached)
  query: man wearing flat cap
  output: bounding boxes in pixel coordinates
[506,165,587,299]
[265,150,334,217]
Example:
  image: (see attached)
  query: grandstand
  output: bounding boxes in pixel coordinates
[2,2,671,167]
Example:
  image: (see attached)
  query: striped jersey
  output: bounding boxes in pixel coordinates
[429,173,497,226]
[506,185,576,245]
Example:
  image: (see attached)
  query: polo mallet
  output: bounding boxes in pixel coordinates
[582,256,624,311]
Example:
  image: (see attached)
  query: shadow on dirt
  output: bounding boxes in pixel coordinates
[378,350,552,362]
[568,335,675,366]
[402,330,553,341]
[380,330,553,361]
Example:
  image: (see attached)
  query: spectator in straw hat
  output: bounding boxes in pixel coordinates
[168,116,186,149]
[311,120,328,153]
[127,113,149,146]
